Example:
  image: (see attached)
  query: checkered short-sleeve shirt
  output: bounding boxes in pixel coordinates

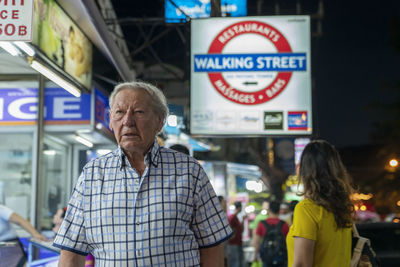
[53,141,232,266]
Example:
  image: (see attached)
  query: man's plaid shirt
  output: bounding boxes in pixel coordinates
[53,141,232,266]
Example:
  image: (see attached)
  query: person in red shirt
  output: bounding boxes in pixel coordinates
[227,201,244,267]
[252,201,289,267]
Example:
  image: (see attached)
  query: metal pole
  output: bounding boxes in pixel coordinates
[211,0,221,17]
[33,75,45,260]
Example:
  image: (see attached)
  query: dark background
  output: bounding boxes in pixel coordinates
[107,0,400,211]
[109,0,400,148]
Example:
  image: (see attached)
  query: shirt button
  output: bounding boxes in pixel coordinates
[136,221,140,225]
[135,179,140,184]
[136,250,141,257]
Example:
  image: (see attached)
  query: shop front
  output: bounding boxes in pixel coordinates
[0,77,115,231]
[0,0,133,234]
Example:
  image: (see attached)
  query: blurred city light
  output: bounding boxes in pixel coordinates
[389,159,399,168]
[245,180,263,193]
[261,209,268,215]
[167,115,178,127]
[350,193,373,201]
[245,205,255,213]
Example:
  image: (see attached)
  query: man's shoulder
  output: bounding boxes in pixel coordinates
[83,149,119,169]
[265,217,286,225]
[158,146,198,164]
[228,214,238,223]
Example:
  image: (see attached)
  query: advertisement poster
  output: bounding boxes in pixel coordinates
[190,16,312,135]
[32,0,93,89]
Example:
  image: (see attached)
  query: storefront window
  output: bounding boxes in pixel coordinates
[40,136,69,229]
[0,133,33,220]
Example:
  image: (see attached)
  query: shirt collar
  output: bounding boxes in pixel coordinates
[116,139,161,169]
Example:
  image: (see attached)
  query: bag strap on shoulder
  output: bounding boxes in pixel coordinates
[352,223,360,238]
[260,220,284,232]
[351,236,370,267]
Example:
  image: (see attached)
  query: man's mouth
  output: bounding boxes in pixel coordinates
[123,133,137,137]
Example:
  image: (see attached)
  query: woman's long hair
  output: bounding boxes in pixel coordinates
[299,140,354,228]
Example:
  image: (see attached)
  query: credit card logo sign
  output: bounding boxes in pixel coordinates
[264,111,283,130]
[288,111,307,130]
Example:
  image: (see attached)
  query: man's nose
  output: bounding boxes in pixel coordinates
[122,110,135,126]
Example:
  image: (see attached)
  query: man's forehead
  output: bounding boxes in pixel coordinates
[113,89,152,105]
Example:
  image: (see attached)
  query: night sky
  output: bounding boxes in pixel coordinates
[312,0,400,148]
[111,0,400,148]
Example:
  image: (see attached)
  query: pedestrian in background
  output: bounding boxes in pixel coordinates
[54,81,232,266]
[252,201,289,267]
[0,204,47,242]
[287,140,354,267]
[227,201,244,267]
[249,199,269,238]
[0,205,47,267]
[278,202,291,224]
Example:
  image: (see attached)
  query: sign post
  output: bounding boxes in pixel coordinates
[191,16,312,136]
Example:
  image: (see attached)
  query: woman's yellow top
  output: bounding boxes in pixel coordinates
[286,198,351,267]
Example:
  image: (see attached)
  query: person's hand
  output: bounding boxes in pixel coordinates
[33,233,49,242]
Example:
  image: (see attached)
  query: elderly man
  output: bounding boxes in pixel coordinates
[53,81,232,266]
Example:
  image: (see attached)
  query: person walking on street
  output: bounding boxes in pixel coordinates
[252,201,289,267]
[53,81,232,266]
[286,140,354,267]
[227,201,244,267]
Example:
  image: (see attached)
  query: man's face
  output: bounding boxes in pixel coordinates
[109,88,163,155]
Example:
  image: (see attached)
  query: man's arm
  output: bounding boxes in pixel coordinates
[8,212,47,241]
[252,233,261,262]
[199,243,224,267]
[58,249,86,267]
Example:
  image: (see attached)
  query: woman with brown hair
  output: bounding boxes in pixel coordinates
[286,140,354,267]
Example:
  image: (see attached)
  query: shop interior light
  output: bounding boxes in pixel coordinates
[0,42,20,56]
[43,150,56,156]
[13,41,35,56]
[30,60,81,97]
[74,135,93,148]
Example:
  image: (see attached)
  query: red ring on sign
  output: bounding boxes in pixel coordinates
[207,20,293,105]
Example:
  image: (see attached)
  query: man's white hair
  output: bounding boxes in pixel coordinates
[109,81,169,124]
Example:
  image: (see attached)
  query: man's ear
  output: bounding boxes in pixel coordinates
[109,111,113,131]
[157,116,165,132]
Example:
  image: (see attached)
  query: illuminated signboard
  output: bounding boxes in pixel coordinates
[0,87,90,125]
[165,0,246,23]
[32,0,93,89]
[190,16,312,136]
[0,0,33,41]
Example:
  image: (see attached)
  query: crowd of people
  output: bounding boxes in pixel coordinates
[0,81,381,267]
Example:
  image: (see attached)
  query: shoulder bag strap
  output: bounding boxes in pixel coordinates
[351,237,369,267]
